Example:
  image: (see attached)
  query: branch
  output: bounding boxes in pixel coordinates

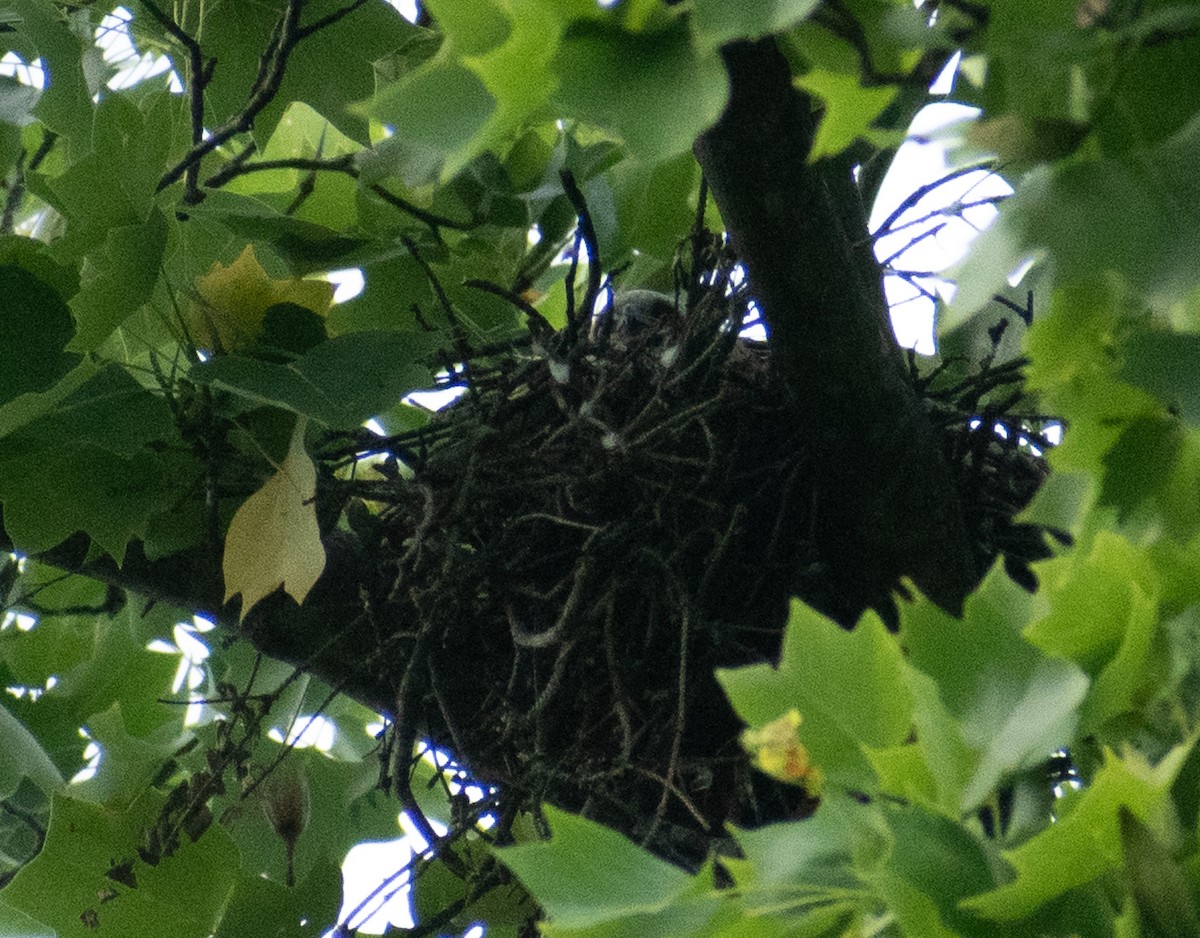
[156,0,370,200]
[142,0,212,203]
[203,153,357,189]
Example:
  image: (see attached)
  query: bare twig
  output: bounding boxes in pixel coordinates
[403,236,479,402]
[157,0,370,200]
[204,153,357,189]
[369,183,476,234]
[560,169,603,340]
[142,0,212,203]
[1,129,56,233]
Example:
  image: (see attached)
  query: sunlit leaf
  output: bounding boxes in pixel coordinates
[550,19,727,164]
[964,744,1192,921]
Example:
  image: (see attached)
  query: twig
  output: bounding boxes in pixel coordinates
[463,278,554,339]
[204,153,357,189]
[403,235,479,403]
[142,0,212,203]
[560,170,603,342]
[1,129,56,233]
[871,163,1002,239]
[369,183,476,235]
[157,0,369,200]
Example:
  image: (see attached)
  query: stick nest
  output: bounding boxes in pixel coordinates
[348,258,1056,868]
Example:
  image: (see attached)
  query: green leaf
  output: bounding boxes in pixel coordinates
[1026,533,1162,735]
[868,665,975,815]
[424,0,510,55]
[0,705,64,798]
[0,263,78,405]
[0,364,177,457]
[550,19,728,164]
[899,566,1089,813]
[190,330,439,430]
[950,112,1200,324]
[0,73,40,126]
[717,600,913,790]
[2,791,240,938]
[360,54,496,185]
[692,0,820,47]
[494,805,696,929]
[212,745,402,888]
[1119,807,1200,938]
[0,899,54,938]
[67,209,168,352]
[964,744,1193,922]
[0,442,174,559]
[794,68,900,160]
[70,703,187,806]
[1122,330,1200,427]
[6,0,94,153]
[214,853,343,938]
[198,0,422,146]
[187,190,371,274]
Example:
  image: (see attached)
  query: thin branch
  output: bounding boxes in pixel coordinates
[463,278,555,338]
[157,0,368,200]
[295,0,371,40]
[204,153,357,188]
[368,183,476,234]
[142,0,211,202]
[871,163,1002,238]
[559,169,603,343]
[402,236,479,403]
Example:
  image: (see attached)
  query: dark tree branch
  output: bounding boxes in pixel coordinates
[203,153,358,188]
[156,0,371,201]
[1,129,56,234]
[142,0,212,203]
[693,38,975,620]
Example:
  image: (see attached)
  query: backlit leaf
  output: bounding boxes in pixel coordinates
[223,417,326,619]
[190,243,334,354]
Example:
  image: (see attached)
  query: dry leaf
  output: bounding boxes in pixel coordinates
[223,417,326,620]
[188,244,334,353]
[741,709,824,794]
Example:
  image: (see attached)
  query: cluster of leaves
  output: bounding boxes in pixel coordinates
[0,0,1199,936]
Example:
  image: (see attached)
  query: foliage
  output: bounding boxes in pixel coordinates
[0,0,1199,936]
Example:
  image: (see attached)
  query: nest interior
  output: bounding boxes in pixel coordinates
[341,253,1055,869]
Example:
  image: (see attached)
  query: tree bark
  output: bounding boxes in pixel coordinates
[693,38,975,621]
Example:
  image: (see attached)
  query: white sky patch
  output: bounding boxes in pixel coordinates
[268,714,337,752]
[326,267,366,303]
[96,6,180,92]
[70,728,102,784]
[871,98,1013,353]
[385,0,420,22]
[0,51,46,89]
[337,832,420,934]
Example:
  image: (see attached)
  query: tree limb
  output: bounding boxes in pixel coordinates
[693,38,975,620]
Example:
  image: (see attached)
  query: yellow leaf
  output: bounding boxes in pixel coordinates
[188,244,334,353]
[223,417,326,620]
[741,709,824,794]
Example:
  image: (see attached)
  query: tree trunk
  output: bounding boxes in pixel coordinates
[693,38,974,622]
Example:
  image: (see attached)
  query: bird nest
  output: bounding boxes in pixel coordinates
[345,252,1057,868]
